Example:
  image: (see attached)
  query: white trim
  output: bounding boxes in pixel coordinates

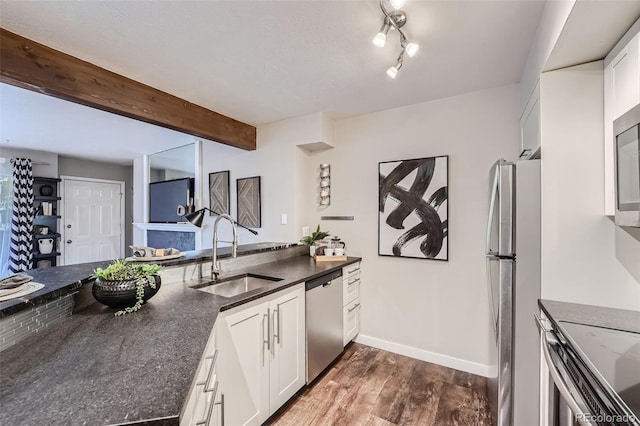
[142,154,150,229]
[354,334,496,378]
[60,175,126,264]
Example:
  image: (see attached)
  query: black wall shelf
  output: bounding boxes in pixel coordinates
[34,233,61,240]
[33,252,61,260]
[34,196,62,202]
[33,176,61,183]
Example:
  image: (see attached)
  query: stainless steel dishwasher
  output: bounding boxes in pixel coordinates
[305,268,343,384]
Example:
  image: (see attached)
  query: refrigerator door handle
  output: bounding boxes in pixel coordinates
[486,166,499,256]
[486,256,499,341]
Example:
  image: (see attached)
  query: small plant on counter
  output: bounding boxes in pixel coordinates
[91,260,163,316]
[300,225,330,246]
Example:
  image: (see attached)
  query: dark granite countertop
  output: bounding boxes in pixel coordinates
[539,299,640,333]
[0,253,361,425]
[0,242,296,318]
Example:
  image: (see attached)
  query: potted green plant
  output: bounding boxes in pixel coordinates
[300,225,330,256]
[91,260,162,316]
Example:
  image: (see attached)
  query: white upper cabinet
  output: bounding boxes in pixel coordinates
[610,33,640,119]
[604,21,640,215]
[520,81,541,160]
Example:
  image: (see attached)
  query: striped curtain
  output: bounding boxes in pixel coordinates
[9,159,35,272]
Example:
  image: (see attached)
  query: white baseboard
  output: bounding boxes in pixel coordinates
[354,334,496,378]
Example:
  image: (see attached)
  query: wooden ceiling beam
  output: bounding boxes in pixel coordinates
[0,29,256,150]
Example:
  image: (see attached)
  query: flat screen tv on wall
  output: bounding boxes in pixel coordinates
[149,178,194,223]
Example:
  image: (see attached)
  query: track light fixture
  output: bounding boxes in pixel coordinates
[372,0,419,78]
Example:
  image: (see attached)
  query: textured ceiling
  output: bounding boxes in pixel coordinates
[0,0,546,162]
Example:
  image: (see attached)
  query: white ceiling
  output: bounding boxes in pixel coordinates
[0,0,547,163]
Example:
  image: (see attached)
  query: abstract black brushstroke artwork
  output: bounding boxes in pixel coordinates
[379,156,448,261]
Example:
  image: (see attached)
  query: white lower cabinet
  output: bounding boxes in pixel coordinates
[181,330,221,426]
[216,284,306,425]
[343,263,361,346]
[343,299,361,346]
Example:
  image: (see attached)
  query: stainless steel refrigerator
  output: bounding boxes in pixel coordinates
[486,159,541,426]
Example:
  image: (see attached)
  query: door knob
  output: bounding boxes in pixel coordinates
[66,240,72,244]
[66,224,72,228]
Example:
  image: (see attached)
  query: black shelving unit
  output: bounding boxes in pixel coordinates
[33,177,62,268]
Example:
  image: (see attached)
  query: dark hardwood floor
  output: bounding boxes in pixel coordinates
[269,343,492,426]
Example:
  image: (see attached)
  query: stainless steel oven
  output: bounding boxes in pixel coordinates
[614,103,640,227]
[536,316,640,426]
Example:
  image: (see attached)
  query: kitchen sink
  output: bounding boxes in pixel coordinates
[195,274,282,298]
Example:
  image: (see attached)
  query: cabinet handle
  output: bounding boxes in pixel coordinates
[263,309,271,352]
[197,381,219,426]
[348,267,360,274]
[204,350,218,392]
[348,278,359,286]
[273,307,280,346]
[216,393,225,426]
[348,303,361,313]
[518,148,531,159]
[196,352,218,387]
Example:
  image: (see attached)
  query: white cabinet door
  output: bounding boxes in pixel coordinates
[520,81,540,160]
[268,286,305,412]
[217,301,270,426]
[611,33,640,119]
[343,299,361,346]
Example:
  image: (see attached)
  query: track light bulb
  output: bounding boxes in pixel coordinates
[389,0,406,10]
[386,66,399,79]
[405,42,419,57]
[373,32,387,47]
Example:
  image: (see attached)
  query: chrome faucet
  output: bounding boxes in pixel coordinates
[212,214,237,280]
[184,207,259,280]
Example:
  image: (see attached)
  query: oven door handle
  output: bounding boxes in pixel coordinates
[538,319,596,426]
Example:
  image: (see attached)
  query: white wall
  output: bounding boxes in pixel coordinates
[301,85,521,374]
[199,119,303,248]
[540,62,640,310]
[0,147,59,178]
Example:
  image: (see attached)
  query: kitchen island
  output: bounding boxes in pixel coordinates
[0,245,361,425]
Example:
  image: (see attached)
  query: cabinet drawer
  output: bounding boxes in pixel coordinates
[343,275,360,305]
[343,263,361,279]
[343,299,361,346]
[195,333,217,384]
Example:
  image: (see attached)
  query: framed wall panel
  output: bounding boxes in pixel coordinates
[209,170,230,215]
[236,176,261,228]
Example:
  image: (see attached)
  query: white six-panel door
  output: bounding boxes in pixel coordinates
[62,177,124,265]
